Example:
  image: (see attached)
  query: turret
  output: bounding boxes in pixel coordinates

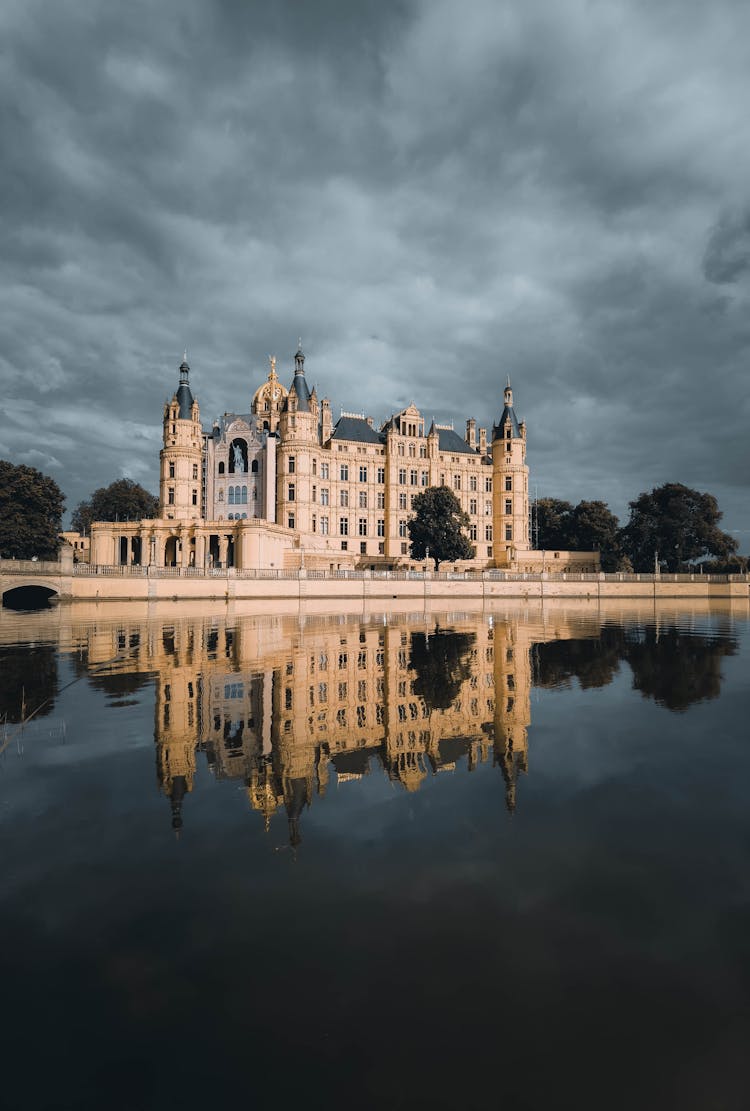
[491,378,529,565]
[159,356,204,521]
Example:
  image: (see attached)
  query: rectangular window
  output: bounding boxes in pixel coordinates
[470,498,477,515]
[453,474,461,490]
[377,491,385,509]
[359,465,368,482]
[312,514,317,532]
[485,477,492,492]
[340,489,349,507]
[410,469,418,486]
[312,485,317,502]
[192,464,198,480]
[399,492,407,509]
[358,518,367,536]
[469,475,477,491]
[505,525,512,541]
[192,489,198,506]
[378,542,385,554]
[312,458,317,476]
[485,500,492,516]
[421,470,428,486]
[321,462,329,479]
[168,488,175,505]
[401,542,408,554]
[505,475,512,491]
[505,498,512,514]
[340,517,349,536]
[469,524,477,541]
[340,464,349,481]
[288,457,295,474]
[398,468,407,484]
[399,520,407,537]
[288,514,295,530]
[377,519,385,537]
[341,540,348,550]
[288,483,295,501]
[320,516,329,535]
[338,652,348,669]
[169,462,175,478]
[360,541,367,554]
[485,524,493,541]
[338,681,347,700]
[321,488,329,506]
[377,466,385,483]
[359,490,367,508]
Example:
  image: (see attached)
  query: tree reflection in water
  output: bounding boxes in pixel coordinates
[0,644,58,722]
[409,627,476,711]
[535,625,737,711]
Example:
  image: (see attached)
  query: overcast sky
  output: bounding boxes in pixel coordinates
[1,0,748,541]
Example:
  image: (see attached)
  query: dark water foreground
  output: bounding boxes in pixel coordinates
[1,602,748,1111]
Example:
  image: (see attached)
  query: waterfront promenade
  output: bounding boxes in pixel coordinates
[1,556,748,606]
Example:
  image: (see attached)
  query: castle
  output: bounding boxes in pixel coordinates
[89,348,598,572]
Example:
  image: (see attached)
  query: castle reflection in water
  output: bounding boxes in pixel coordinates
[7,604,734,845]
[77,610,552,843]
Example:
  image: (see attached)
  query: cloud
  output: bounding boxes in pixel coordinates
[0,0,748,540]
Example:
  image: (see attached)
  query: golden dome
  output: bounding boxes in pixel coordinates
[252,355,288,414]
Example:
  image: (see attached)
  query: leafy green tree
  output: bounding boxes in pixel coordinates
[534,498,574,549]
[71,478,159,532]
[407,486,475,570]
[0,460,65,559]
[620,483,737,572]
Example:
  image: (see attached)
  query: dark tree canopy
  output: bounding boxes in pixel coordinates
[409,628,476,711]
[534,498,574,549]
[0,460,65,560]
[71,478,159,533]
[408,486,475,569]
[534,497,624,569]
[620,483,737,572]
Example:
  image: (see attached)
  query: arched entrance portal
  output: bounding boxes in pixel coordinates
[2,585,57,610]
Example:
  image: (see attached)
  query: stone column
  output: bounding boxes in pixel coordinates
[196,533,206,570]
[180,530,191,568]
[219,535,228,567]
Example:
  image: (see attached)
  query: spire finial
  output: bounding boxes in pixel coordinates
[268,354,277,379]
[506,374,511,388]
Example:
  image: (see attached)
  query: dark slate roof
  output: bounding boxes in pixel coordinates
[436,427,477,455]
[331,415,383,444]
[288,373,312,412]
[493,405,520,440]
[176,382,194,419]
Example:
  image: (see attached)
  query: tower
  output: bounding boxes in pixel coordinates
[159,357,204,520]
[276,344,320,533]
[492,379,529,565]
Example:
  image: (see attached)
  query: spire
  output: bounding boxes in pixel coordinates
[493,377,520,441]
[289,342,311,411]
[294,340,305,375]
[176,354,194,418]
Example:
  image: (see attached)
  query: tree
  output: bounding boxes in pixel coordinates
[0,460,65,559]
[620,483,737,572]
[534,498,574,549]
[71,478,159,533]
[534,497,625,568]
[568,500,622,571]
[407,486,475,570]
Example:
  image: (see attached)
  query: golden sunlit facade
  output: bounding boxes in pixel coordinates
[88,349,599,573]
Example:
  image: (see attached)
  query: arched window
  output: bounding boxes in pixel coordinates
[241,486,248,504]
[241,513,247,519]
[251,459,259,474]
[228,513,234,520]
[235,485,241,502]
[263,421,270,431]
[228,487,235,504]
[218,461,225,475]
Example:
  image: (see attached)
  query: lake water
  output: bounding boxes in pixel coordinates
[1,600,748,1111]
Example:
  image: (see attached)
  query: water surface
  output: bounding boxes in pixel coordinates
[1,600,748,1110]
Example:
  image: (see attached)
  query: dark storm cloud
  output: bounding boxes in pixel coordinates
[1,0,748,539]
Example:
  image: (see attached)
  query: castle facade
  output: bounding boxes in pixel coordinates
[89,348,598,573]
